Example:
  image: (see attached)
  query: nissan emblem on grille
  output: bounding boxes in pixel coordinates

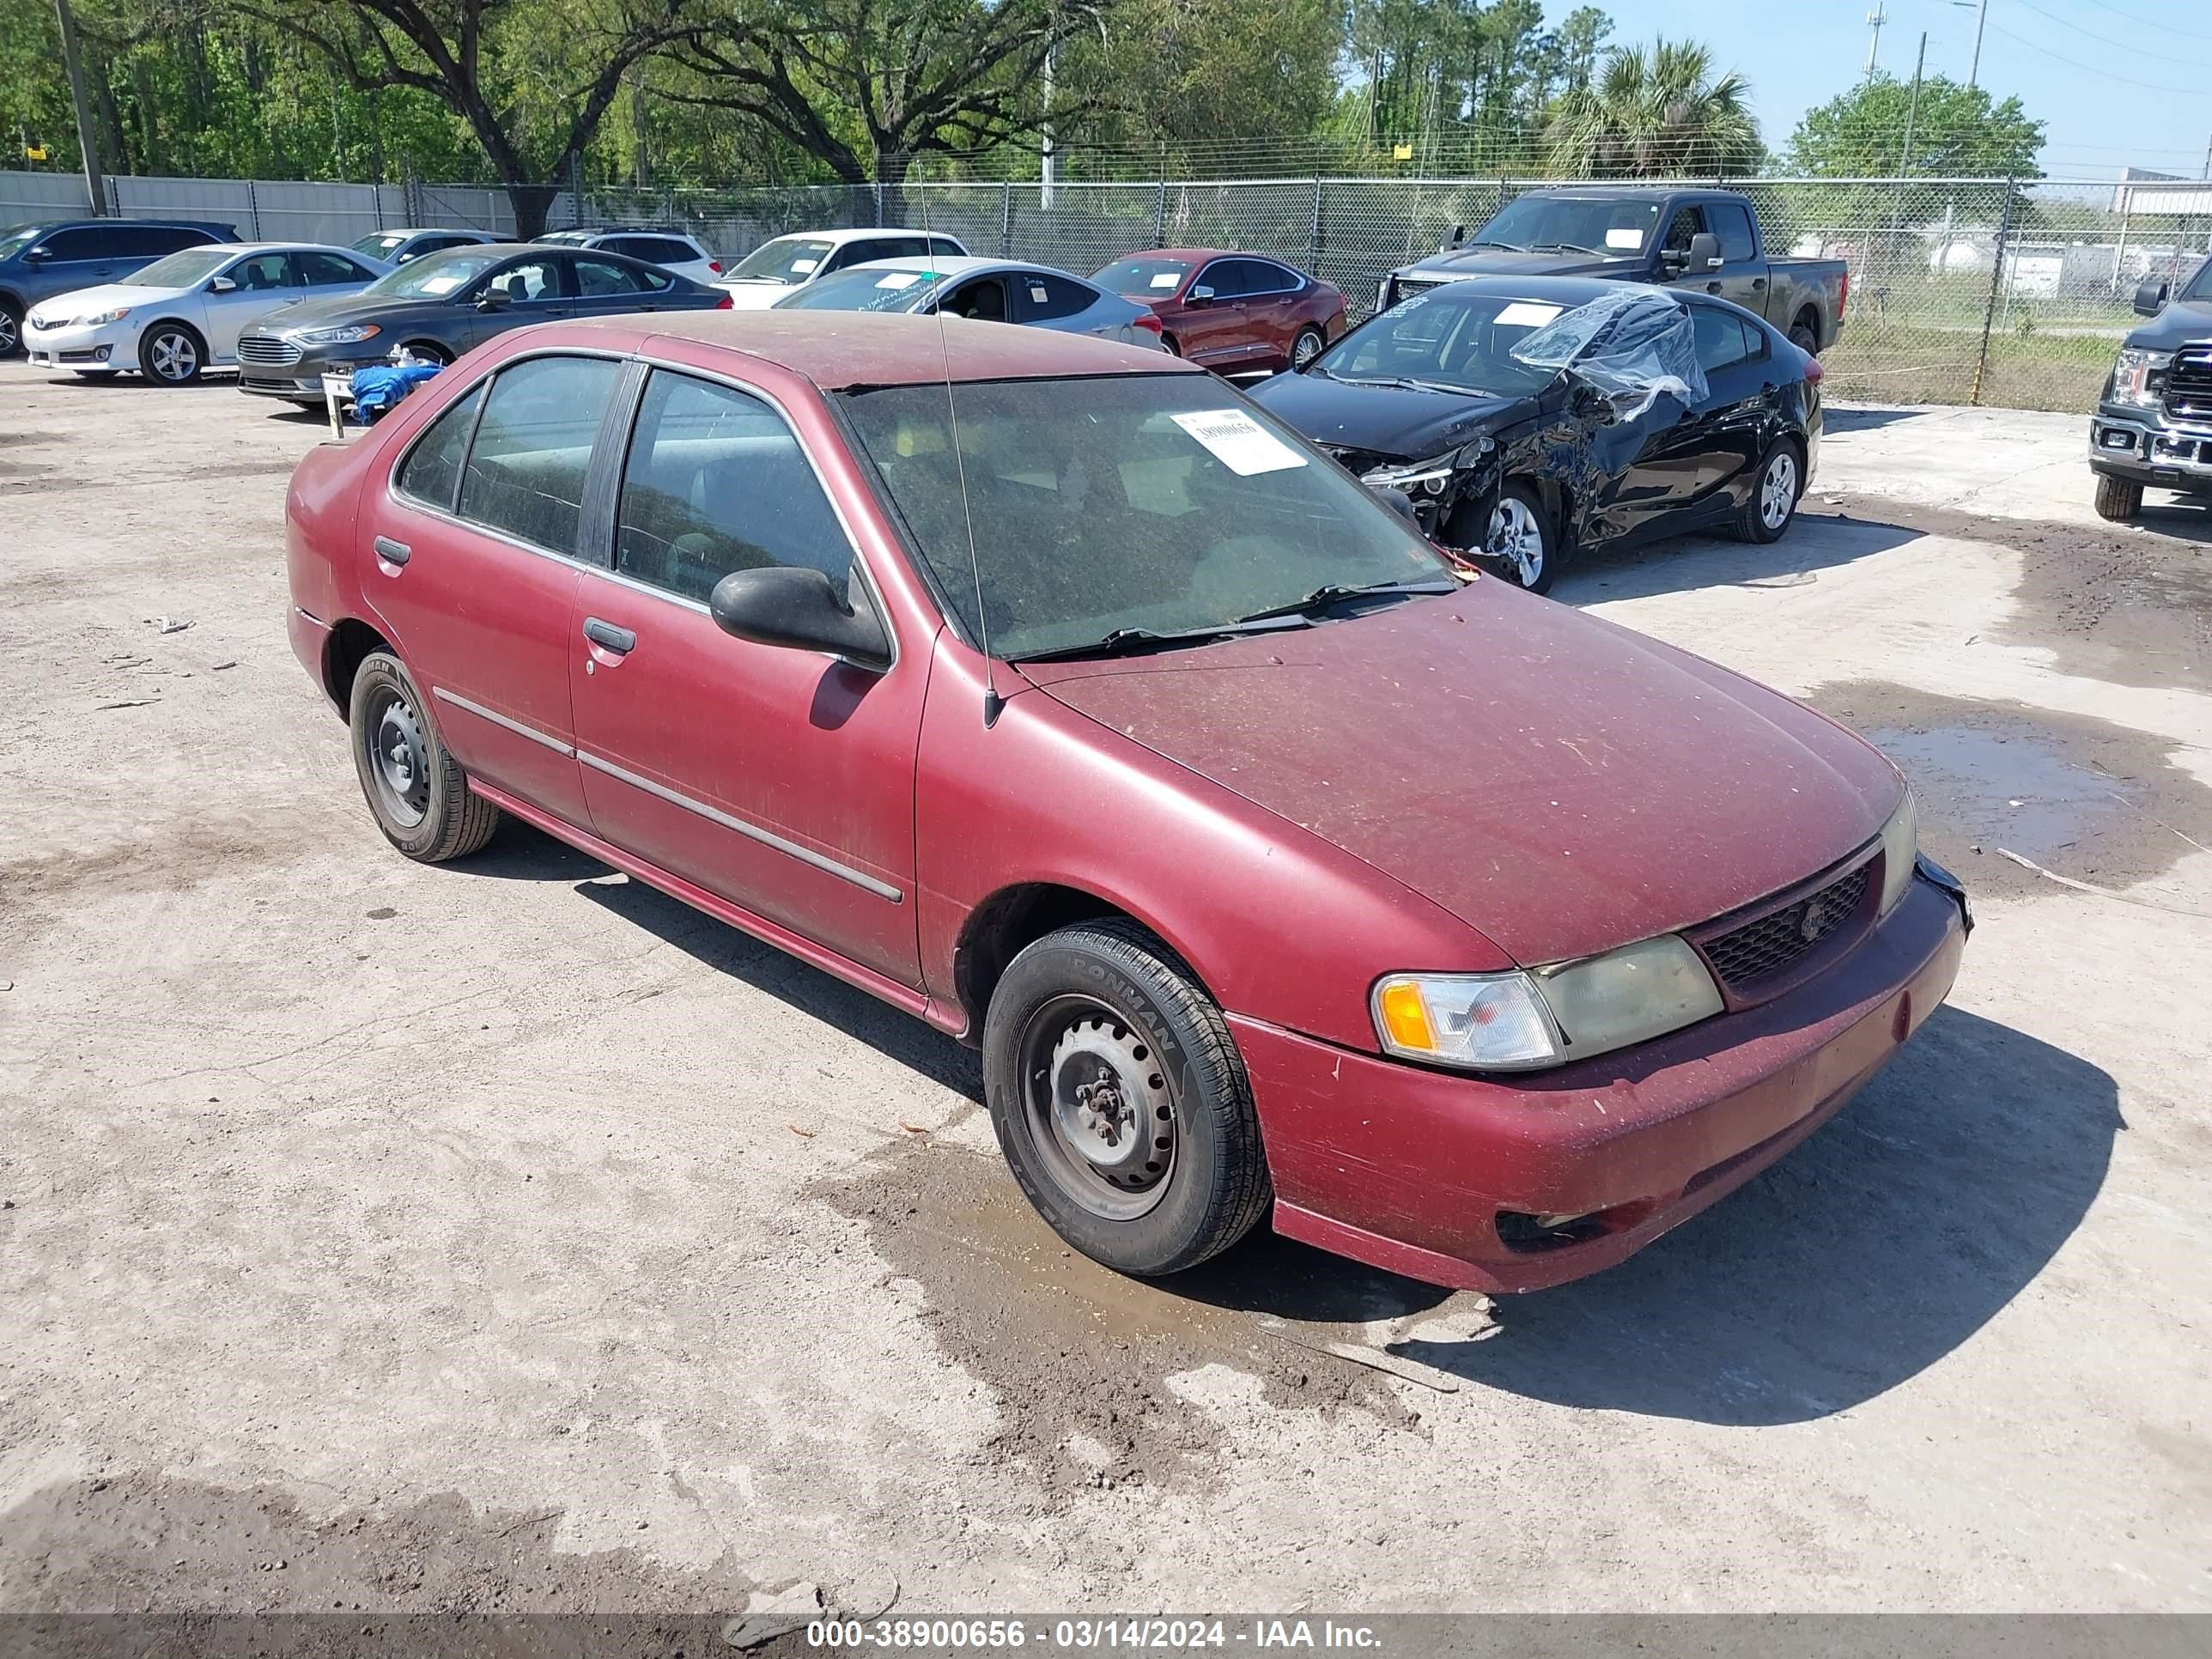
[1704,863,1871,990]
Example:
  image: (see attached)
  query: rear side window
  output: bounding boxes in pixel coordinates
[1690,306,1756,371]
[642,237,697,264]
[1232,259,1297,296]
[1711,203,1756,263]
[574,256,647,295]
[297,251,372,285]
[928,237,964,259]
[1018,271,1094,321]
[395,382,486,512]
[616,370,854,605]
[457,356,619,555]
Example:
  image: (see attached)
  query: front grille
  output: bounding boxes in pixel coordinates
[236,335,302,367]
[2164,345,2212,423]
[1701,861,1872,991]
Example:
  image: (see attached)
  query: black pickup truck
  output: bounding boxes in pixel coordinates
[1378,186,1849,355]
[2087,258,2212,520]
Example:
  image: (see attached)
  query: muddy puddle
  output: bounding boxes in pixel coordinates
[814,1142,1460,1498]
[1811,680,2212,900]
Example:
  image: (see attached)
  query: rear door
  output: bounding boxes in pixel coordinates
[568,365,921,984]
[570,252,663,320]
[366,353,623,826]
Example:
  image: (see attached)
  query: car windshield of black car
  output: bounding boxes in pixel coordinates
[1312,289,1570,397]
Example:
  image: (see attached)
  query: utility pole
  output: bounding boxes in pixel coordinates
[52,0,106,215]
[1900,33,1927,175]
[1864,4,1888,79]
[1967,0,1987,88]
[1040,42,1055,210]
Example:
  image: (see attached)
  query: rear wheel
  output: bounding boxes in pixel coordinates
[982,920,1271,1278]
[2094,474,2143,522]
[138,322,204,386]
[1289,325,1325,370]
[1736,441,1803,544]
[1159,332,1182,358]
[348,650,501,862]
[1789,316,1820,356]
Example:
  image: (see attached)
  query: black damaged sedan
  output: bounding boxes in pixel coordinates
[234,241,730,404]
[1250,275,1820,592]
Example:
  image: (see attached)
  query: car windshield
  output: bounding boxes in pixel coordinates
[352,232,410,257]
[1310,289,1577,396]
[125,247,235,289]
[842,374,1450,660]
[1092,256,1194,298]
[726,236,836,284]
[775,265,945,312]
[0,225,46,261]
[368,247,503,298]
[2182,258,2212,302]
[1469,196,1661,256]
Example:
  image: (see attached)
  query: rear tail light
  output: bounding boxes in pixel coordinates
[1131,313,1164,334]
[714,292,734,310]
[1803,356,1823,384]
[1837,270,1850,320]
[708,260,723,274]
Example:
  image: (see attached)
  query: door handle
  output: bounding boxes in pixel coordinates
[372,535,411,567]
[582,617,636,654]
[1752,276,1767,289]
[1706,282,1723,294]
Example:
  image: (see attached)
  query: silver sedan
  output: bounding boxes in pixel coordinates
[771,255,1165,348]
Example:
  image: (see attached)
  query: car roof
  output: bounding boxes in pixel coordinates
[757,228,963,247]
[567,309,1195,390]
[222,240,380,257]
[1510,185,1708,200]
[843,255,1011,278]
[1115,248,1240,263]
[7,217,237,237]
[366,227,495,240]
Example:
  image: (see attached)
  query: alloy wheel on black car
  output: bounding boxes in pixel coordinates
[1486,483,1557,594]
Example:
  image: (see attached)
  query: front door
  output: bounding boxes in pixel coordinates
[1606,304,1770,539]
[200,249,300,359]
[568,366,922,985]
[459,254,569,350]
[1705,200,1770,316]
[367,353,623,827]
[1173,261,1249,365]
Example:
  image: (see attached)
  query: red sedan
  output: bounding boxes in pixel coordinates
[1091,248,1346,374]
[286,311,1966,1295]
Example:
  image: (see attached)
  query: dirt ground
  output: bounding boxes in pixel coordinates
[2,372,2209,1619]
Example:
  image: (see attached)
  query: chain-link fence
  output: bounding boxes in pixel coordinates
[10,164,2204,414]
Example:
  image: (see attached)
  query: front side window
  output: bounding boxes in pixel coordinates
[616,371,854,604]
[842,374,1447,660]
[1193,260,1242,298]
[226,252,294,291]
[941,275,1010,322]
[481,258,560,302]
[2179,258,2212,302]
[456,356,619,556]
[394,381,486,512]
[1711,203,1757,264]
[42,227,118,260]
[1662,206,1709,255]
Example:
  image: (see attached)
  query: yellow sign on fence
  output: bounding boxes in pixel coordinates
[24,144,48,162]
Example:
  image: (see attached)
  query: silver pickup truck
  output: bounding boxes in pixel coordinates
[1380,186,1849,355]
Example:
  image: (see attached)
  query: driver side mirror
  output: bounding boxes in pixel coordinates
[21,245,48,264]
[1188,284,1215,307]
[2134,278,2170,317]
[710,566,891,672]
[475,287,513,312]
[208,275,237,293]
[1686,232,1723,272]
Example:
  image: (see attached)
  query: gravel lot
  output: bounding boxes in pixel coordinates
[3,368,2209,1618]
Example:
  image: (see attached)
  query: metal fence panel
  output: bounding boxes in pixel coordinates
[0,169,91,224]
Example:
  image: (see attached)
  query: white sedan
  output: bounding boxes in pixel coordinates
[21,241,390,385]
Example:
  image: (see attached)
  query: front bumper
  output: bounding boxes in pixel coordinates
[2088,404,2212,488]
[22,317,134,368]
[236,338,382,399]
[1234,869,1969,1294]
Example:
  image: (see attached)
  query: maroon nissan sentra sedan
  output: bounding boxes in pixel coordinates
[284,310,1968,1295]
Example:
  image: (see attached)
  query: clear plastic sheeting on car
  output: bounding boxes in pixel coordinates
[1509,288,1707,418]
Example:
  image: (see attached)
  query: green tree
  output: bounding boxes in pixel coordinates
[1542,35,1760,177]
[1785,72,2044,179]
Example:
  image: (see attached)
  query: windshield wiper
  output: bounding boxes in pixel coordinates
[1341,374,1464,395]
[1232,577,1460,625]
[1528,242,1606,255]
[1465,240,1524,252]
[1011,615,1314,664]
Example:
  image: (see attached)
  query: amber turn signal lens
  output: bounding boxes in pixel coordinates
[1375,980,1437,1052]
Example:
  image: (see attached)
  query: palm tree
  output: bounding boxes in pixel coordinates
[1542,38,1762,178]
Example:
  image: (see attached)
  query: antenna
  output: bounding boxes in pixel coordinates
[915,173,1003,726]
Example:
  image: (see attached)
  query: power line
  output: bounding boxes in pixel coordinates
[1983,19,2207,94]
[2008,0,2212,70]
[2073,0,2212,46]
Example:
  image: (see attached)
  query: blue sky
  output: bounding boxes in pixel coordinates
[1584,0,2212,179]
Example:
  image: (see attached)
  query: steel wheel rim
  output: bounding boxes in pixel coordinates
[367,684,430,827]
[1291,330,1322,368]
[1760,452,1796,530]
[1017,994,1177,1222]
[150,331,196,382]
[1488,495,1546,586]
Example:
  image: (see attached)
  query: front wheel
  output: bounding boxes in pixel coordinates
[1736,441,1803,544]
[0,301,21,358]
[1485,483,1559,594]
[348,651,501,862]
[2094,474,2143,522]
[982,920,1271,1278]
[138,323,204,386]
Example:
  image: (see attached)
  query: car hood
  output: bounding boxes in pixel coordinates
[716,281,793,310]
[240,290,438,334]
[2126,300,2212,352]
[1406,250,1643,281]
[31,280,186,319]
[1249,370,1537,463]
[1020,584,1900,967]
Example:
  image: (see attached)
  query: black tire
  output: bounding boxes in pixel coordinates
[982,919,1271,1278]
[1159,332,1182,357]
[1289,325,1325,371]
[2094,474,2143,522]
[347,650,501,862]
[0,300,21,358]
[399,339,453,365]
[1474,481,1559,594]
[138,321,204,386]
[1736,439,1804,544]
[1789,318,1820,356]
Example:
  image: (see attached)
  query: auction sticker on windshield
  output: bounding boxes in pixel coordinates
[1605,227,1646,250]
[1150,272,1180,288]
[1495,301,1564,327]
[874,271,922,289]
[1170,409,1309,477]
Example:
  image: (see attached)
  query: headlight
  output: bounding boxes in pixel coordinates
[1877,787,1917,917]
[294,323,381,345]
[74,306,131,326]
[2111,348,2172,408]
[1361,437,1493,498]
[1373,934,1723,1073]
